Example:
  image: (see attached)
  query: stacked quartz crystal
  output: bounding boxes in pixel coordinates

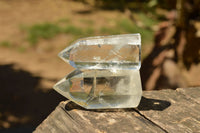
[54,34,142,109]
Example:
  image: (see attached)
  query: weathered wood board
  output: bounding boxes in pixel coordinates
[34,87,200,133]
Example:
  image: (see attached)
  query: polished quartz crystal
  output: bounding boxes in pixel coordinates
[54,34,142,109]
[59,34,141,69]
[54,69,142,109]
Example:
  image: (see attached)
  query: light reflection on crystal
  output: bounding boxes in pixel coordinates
[59,34,141,70]
[54,69,142,109]
[54,34,142,109]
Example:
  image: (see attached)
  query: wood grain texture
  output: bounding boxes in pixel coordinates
[34,87,200,133]
[139,87,200,133]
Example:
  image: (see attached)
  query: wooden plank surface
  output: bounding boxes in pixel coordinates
[34,87,200,133]
[139,87,200,132]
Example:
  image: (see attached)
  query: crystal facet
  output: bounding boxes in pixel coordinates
[54,69,142,109]
[54,34,142,109]
[59,34,141,69]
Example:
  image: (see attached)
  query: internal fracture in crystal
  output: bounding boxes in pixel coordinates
[54,34,142,109]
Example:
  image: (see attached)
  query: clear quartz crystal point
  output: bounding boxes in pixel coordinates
[59,34,141,70]
[54,69,142,109]
[54,34,142,109]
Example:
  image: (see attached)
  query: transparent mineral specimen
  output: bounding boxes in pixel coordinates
[59,34,141,70]
[54,34,142,109]
[54,69,142,109]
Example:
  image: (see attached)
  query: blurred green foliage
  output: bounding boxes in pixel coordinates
[100,17,156,44]
[18,46,26,53]
[85,27,95,35]
[27,23,61,45]
[63,25,83,35]
[100,27,120,35]
[22,10,158,46]
[17,0,177,47]
[0,41,12,47]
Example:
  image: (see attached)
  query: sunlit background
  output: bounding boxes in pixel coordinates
[0,0,199,132]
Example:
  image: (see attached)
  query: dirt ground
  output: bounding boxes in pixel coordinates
[0,0,200,131]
